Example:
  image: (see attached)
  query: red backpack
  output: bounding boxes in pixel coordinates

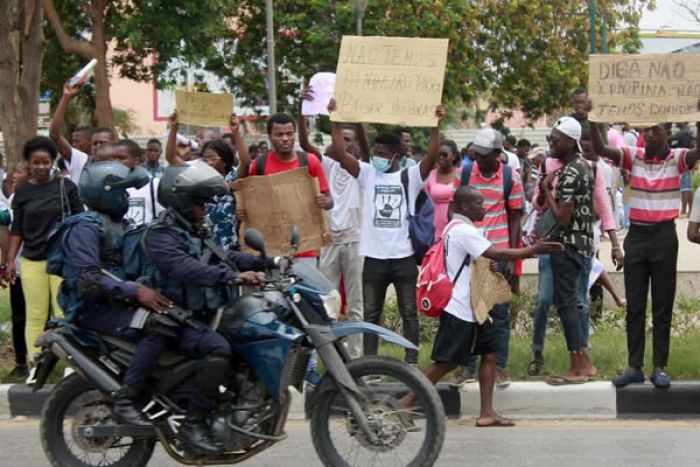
[416,220,471,317]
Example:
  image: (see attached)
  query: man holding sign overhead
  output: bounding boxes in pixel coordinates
[589,93,700,389]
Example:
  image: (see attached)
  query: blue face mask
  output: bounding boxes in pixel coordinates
[371,156,393,173]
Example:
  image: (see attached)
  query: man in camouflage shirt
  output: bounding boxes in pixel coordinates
[538,117,595,385]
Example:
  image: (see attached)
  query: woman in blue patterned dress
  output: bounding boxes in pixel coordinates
[200,117,250,251]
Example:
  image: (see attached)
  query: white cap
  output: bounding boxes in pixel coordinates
[552,117,583,152]
[472,128,503,156]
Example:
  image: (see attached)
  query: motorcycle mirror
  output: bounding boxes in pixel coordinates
[244,228,266,255]
[290,225,299,248]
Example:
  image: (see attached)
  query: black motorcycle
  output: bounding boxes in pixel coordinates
[34,228,446,466]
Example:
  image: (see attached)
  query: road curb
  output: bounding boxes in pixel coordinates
[616,381,700,416]
[458,381,617,419]
[3,381,700,420]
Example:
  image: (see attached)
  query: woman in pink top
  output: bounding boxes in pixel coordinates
[425,139,461,241]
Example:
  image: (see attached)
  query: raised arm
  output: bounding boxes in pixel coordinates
[588,107,623,166]
[165,112,186,166]
[229,114,250,178]
[298,86,323,161]
[49,84,81,159]
[418,104,446,180]
[686,100,700,167]
[328,99,360,178]
[356,122,370,162]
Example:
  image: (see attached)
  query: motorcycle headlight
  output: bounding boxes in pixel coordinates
[321,289,342,320]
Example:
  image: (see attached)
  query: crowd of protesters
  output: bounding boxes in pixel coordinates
[0,78,698,428]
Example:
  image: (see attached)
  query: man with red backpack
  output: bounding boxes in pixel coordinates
[418,185,561,427]
[451,128,525,388]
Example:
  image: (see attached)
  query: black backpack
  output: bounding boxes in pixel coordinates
[255,151,309,175]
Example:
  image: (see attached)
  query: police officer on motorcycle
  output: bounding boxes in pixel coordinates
[139,161,272,454]
[59,161,174,427]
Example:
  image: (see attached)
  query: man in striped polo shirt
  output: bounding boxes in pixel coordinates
[590,101,700,388]
[449,128,525,388]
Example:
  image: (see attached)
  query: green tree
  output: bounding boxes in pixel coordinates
[43,0,238,128]
[219,0,654,124]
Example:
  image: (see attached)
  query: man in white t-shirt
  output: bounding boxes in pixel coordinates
[416,186,561,427]
[298,87,366,358]
[49,81,118,185]
[502,135,521,172]
[328,100,443,364]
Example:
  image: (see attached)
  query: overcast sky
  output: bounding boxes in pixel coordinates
[639,0,700,31]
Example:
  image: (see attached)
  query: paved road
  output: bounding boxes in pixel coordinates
[2,418,700,466]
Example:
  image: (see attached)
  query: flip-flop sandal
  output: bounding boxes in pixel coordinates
[476,417,516,428]
[546,375,588,386]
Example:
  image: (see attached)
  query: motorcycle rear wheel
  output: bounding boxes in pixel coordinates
[40,373,156,467]
[310,356,445,467]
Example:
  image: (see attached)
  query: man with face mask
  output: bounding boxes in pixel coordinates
[328,99,443,365]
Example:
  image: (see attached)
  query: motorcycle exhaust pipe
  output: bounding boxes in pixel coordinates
[50,334,120,394]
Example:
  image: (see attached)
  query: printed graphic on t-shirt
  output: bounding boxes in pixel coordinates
[373,185,402,228]
[126,197,146,225]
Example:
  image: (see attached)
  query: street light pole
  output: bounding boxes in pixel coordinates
[354,0,368,36]
[588,0,597,54]
[265,0,277,114]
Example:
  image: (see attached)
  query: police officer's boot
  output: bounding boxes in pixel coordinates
[111,385,152,427]
[180,412,223,455]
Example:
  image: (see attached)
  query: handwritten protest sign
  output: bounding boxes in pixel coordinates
[233,168,330,256]
[588,54,700,126]
[331,36,448,127]
[175,90,233,127]
[302,72,336,116]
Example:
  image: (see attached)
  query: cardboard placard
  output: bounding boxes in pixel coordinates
[175,90,233,127]
[233,168,330,256]
[331,36,448,127]
[588,54,700,126]
[302,72,336,116]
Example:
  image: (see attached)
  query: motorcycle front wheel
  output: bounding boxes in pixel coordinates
[40,373,156,467]
[310,356,445,467]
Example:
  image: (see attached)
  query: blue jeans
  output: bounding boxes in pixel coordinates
[531,255,553,353]
[579,256,593,348]
[467,262,510,372]
[532,253,592,353]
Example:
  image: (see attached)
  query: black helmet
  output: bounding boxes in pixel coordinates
[79,161,149,220]
[158,160,227,221]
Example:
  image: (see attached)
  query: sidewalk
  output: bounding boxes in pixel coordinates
[3,381,699,420]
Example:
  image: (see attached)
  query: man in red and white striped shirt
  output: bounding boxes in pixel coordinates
[590,100,700,389]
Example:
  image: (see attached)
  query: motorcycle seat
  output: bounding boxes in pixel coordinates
[101,335,189,367]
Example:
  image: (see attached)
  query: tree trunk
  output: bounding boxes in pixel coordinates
[91,15,113,128]
[0,0,44,165]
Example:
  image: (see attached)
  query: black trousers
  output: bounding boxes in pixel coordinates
[79,308,230,412]
[362,256,419,363]
[623,222,678,369]
[10,278,27,366]
[550,246,586,352]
